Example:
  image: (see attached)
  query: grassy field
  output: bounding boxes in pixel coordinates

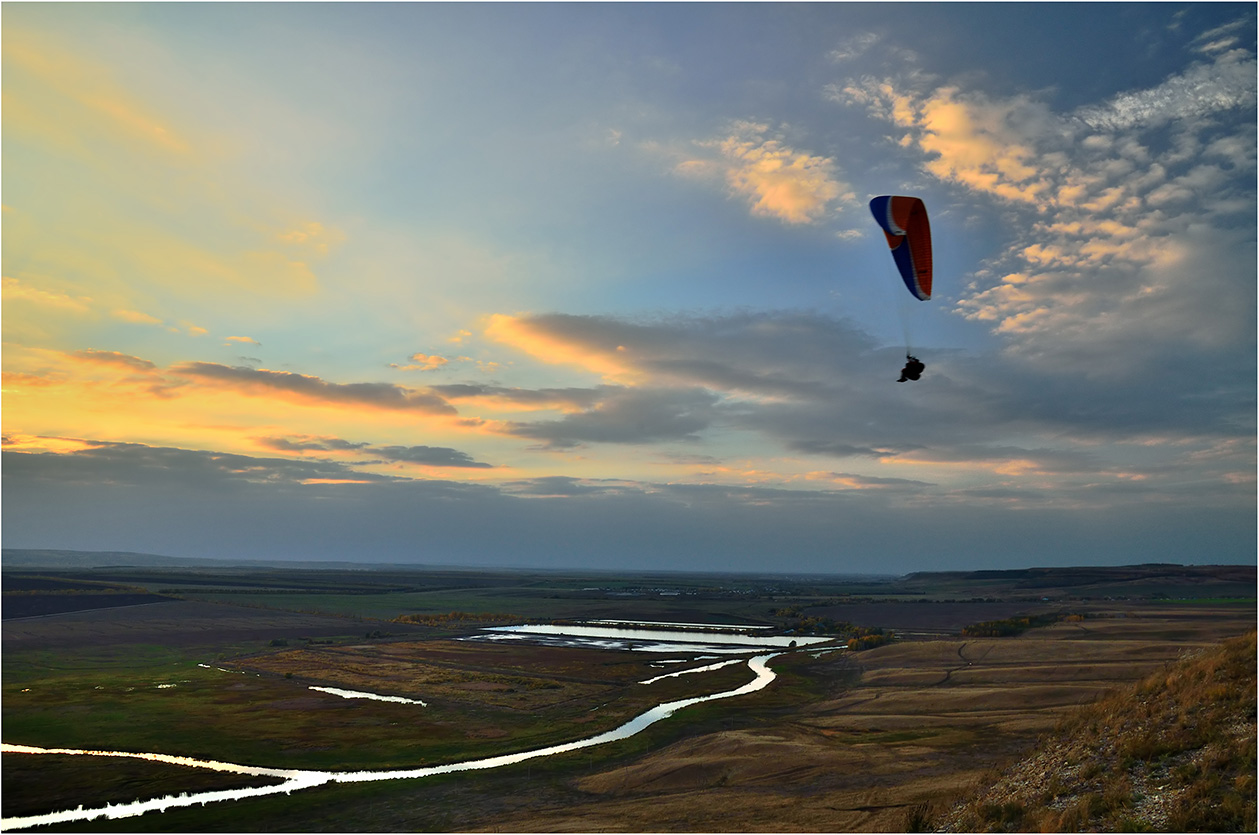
[2,560,1254,831]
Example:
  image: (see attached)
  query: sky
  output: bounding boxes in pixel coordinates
[3,3,1255,575]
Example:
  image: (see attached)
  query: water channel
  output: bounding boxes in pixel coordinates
[2,622,840,831]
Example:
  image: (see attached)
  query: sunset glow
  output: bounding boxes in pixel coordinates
[4,4,1254,572]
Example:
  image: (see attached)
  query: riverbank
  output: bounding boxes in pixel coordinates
[2,654,781,831]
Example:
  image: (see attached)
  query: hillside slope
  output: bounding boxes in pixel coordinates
[933,631,1257,832]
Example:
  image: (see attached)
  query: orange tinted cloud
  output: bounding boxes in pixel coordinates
[485,314,642,383]
[391,352,449,372]
[678,122,852,225]
[2,276,94,314]
[169,362,457,414]
[68,349,158,373]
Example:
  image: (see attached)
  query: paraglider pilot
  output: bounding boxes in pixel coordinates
[898,355,925,382]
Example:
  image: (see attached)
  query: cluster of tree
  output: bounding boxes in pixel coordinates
[792,616,855,635]
[158,587,384,595]
[391,610,518,627]
[961,613,1077,637]
[847,627,890,651]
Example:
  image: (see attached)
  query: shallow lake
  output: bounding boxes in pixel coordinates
[472,622,832,654]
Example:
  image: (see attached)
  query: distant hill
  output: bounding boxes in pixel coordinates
[1,549,227,569]
[0,549,385,571]
[899,563,1257,600]
[928,631,1257,832]
[2,551,1255,599]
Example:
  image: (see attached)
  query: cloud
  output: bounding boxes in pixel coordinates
[1074,49,1257,131]
[2,439,401,489]
[489,311,876,395]
[225,336,262,347]
[502,476,641,497]
[274,221,345,257]
[829,33,881,63]
[1,371,62,392]
[112,309,164,326]
[254,435,370,454]
[826,471,934,490]
[833,38,1256,374]
[4,431,1252,571]
[431,382,611,412]
[371,445,493,468]
[503,388,719,449]
[1,276,93,314]
[481,309,1253,512]
[390,352,449,372]
[169,362,457,414]
[676,122,854,225]
[1192,19,1252,54]
[254,435,492,469]
[788,439,917,459]
[68,349,158,373]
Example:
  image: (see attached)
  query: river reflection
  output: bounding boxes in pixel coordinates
[473,622,830,653]
[2,653,784,831]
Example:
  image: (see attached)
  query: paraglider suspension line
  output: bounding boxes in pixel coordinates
[880,256,916,356]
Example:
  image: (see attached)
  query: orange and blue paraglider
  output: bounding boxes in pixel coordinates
[870,195,932,381]
[869,195,932,301]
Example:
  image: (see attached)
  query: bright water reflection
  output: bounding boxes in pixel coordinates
[309,686,426,706]
[1,654,782,831]
[590,619,772,630]
[476,623,830,653]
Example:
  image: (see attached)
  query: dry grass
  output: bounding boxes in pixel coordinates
[935,631,1257,833]
[458,607,1254,832]
[235,639,696,712]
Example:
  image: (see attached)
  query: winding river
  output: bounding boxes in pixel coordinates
[1,653,782,831]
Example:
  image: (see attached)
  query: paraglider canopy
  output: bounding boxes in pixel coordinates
[869,195,932,301]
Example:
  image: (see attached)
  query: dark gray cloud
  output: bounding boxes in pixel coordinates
[371,445,493,468]
[503,476,639,496]
[506,310,1253,449]
[830,472,934,489]
[3,441,401,490]
[502,387,719,448]
[170,362,456,414]
[496,310,1253,517]
[517,310,878,395]
[255,435,370,453]
[788,440,918,458]
[254,435,492,468]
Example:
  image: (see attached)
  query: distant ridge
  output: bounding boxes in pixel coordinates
[0,549,407,571]
[901,563,1255,584]
[2,549,226,569]
[0,549,898,579]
